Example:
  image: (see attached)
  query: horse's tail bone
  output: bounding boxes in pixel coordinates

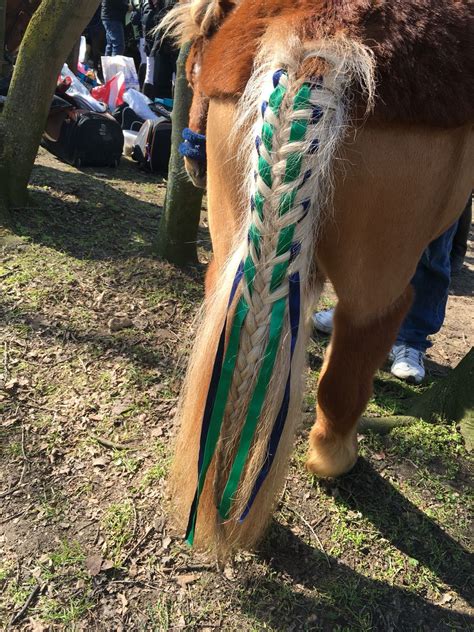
[171,34,375,556]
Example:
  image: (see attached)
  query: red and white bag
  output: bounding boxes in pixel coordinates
[91,72,126,110]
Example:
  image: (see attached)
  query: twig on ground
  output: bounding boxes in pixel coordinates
[129,498,138,545]
[3,341,9,381]
[0,503,34,525]
[285,504,331,568]
[73,519,98,535]
[108,579,161,591]
[9,584,42,625]
[93,435,134,451]
[23,401,57,414]
[0,476,27,499]
[21,424,30,462]
[122,525,155,565]
[0,425,29,498]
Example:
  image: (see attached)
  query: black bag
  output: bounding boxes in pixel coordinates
[132,118,172,176]
[42,110,124,168]
[112,103,145,132]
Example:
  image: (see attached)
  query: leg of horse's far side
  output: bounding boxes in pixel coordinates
[307,122,474,477]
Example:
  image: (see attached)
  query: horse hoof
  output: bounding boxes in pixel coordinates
[306,428,358,478]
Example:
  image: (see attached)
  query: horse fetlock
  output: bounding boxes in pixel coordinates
[306,425,358,478]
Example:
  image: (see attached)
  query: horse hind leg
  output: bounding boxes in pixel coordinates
[307,287,413,477]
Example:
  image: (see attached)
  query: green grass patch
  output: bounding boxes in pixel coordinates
[102,500,135,565]
[389,420,465,475]
[112,449,141,475]
[39,596,94,624]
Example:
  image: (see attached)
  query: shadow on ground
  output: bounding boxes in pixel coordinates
[7,162,209,261]
[242,459,473,631]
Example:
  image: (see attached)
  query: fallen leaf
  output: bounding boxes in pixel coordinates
[176,573,199,588]
[223,565,234,580]
[86,554,103,577]
[108,317,134,333]
[111,402,132,416]
[101,559,114,571]
[92,457,108,468]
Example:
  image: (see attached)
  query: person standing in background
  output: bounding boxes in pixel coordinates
[141,0,160,98]
[313,195,472,384]
[451,194,472,273]
[141,0,178,99]
[101,0,129,56]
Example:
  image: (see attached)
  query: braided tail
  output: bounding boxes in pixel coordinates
[171,36,374,554]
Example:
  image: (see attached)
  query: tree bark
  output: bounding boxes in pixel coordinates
[154,43,204,265]
[0,0,7,78]
[0,0,100,219]
[359,348,474,449]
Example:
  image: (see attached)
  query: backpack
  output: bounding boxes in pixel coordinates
[132,117,172,176]
[112,103,145,132]
[42,110,124,168]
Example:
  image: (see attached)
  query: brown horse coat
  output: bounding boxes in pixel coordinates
[197,0,474,127]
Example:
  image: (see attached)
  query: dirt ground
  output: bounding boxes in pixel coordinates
[0,150,473,631]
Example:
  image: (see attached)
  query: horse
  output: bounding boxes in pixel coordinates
[164,0,474,556]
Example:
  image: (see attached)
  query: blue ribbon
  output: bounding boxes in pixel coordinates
[185,261,244,541]
[179,127,207,162]
[239,271,301,521]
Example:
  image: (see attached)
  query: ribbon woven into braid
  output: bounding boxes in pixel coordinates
[186,69,325,545]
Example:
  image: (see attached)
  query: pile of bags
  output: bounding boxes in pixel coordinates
[41,53,172,175]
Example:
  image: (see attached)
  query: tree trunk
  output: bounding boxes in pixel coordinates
[0,0,7,78]
[154,43,204,265]
[359,348,474,449]
[0,0,100,219]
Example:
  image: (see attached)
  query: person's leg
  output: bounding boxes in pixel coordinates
[103,20,125,57]
[395,220,458,353]
[153,51,177,98]
[138,37,147,65]
[111,20,125,56]
[142,55,156,98]
[103,21,112,57]
[451,194,472,272]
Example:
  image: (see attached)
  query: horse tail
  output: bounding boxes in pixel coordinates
[171,33,375,556]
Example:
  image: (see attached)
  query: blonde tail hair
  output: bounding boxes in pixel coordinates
[157,0,238,46]
[170,33,374,556]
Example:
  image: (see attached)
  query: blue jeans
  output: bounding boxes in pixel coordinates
[103,20,125,57]
[396,221,458,352]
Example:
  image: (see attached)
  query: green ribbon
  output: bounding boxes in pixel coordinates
[218,80,314,520]
[185,73,317,542]
[186,295,249,545]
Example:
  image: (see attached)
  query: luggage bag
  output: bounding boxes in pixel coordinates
[131,117,171,176]
[42,110,124,168]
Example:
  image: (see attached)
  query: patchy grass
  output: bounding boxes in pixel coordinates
[0,151,472,630]
[102,500,136,566]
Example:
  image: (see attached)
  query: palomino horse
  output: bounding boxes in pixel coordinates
[165,0,473,555]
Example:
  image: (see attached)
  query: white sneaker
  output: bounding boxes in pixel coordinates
[390,344,425,384]
[312,308,334,334]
